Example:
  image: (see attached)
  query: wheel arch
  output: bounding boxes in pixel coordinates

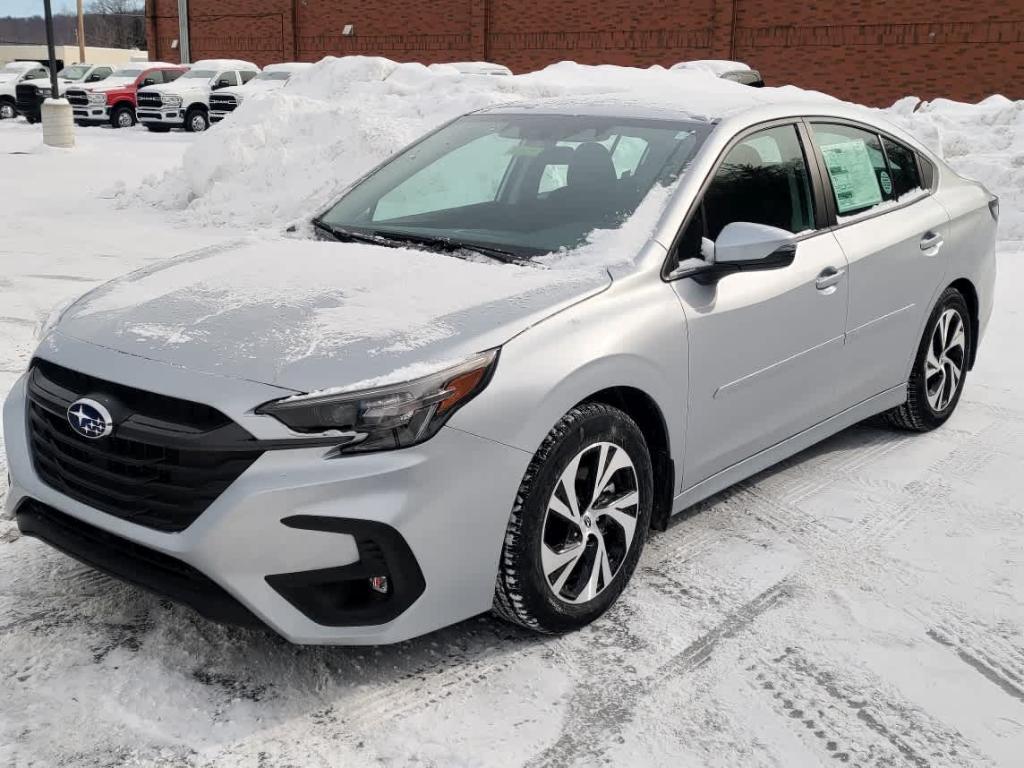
[948,277,980,369]
[576,386,675,532]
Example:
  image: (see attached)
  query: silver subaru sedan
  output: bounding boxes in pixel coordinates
[3,97,997,644]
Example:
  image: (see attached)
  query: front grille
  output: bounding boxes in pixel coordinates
[15,83,39,112]
[26,359,264,533]
[16,499,263,627]
[209,94,238,113]
[136,91,162,108]
[66,88,89,107]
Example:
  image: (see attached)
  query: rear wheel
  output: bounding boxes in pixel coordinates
[493,403,653,633]
[885,287,971,432]
[0,100,15,120]
[184,107,208,133]
[110,104,134,128]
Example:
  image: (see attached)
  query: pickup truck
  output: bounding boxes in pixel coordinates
[136,58,259,132]
[66,62,187,128]
[0,61,50,119]
[208,62,310,123]
[15,63,115,122]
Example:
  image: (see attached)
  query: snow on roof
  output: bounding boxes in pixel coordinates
[671,59,752,74]
[189,59,259,71]
[438,61,513,76]
[2,61,42,71]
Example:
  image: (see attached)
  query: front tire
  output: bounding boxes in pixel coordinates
[885,287,971,432]
[0,100,15,120]
[184,107,208,133]
[493,402,653,634]
[110,104,135,128]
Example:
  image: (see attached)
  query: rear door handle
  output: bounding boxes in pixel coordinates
[920,232,944,253]
[815,267,846,291]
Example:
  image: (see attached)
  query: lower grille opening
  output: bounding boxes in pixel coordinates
[267,515,426,626]
[16,499,264,628]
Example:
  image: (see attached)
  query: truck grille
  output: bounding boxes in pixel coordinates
[209,94,238,113]
[66,88,89,107]
[26,359,264,533]
[136,91,163,109]
[15,83,39,113]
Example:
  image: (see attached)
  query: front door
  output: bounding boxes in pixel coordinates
[670,123,850,489]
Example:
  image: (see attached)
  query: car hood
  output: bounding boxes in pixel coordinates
[52,238,610,394]
[80,77,136,92]
[140,80,206,96]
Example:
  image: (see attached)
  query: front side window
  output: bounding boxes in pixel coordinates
[677,124,815,260]
[240,70,257,83]
[320,113,709,257]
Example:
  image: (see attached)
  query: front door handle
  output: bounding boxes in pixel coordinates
[920,232,944,253]
[815,267,846,291]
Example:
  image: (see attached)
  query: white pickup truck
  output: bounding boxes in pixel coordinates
[0,61,50,119]
[14,62,115,123]
[208,62,311,124]
[136,58,260,132]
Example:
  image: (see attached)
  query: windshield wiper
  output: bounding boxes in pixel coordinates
[367,230,527,265]
[312,220,528,265]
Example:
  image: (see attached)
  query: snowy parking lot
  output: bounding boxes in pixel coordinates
[1,61,1024,766]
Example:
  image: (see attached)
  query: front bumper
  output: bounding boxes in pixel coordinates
[137,108,184,127]
[3,361,530,644]
[72,104,110,122]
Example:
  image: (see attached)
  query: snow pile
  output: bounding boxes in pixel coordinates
[883,95,1024,242]
[128,57,833,229]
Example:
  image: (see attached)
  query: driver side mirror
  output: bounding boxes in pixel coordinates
[669,221,797,283]
[140,77,157,87]
[213,78,231,90]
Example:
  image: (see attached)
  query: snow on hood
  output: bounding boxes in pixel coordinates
[53,238,610,393]
[141,78,209,95]
[81,76,136,92]
[217,79,289,99]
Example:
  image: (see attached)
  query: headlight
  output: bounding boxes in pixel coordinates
[256,350,498,451]
[87,92,106,105]
[162,94,182,107]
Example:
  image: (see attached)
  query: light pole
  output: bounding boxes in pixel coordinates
[41,0,75,148]
[76,0,86,63]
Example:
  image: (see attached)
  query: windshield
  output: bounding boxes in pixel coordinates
[320,113,708,257]
[181,69,215,79]
[111,68,144,78]
[58,65,90,80]
[257,70,292,81]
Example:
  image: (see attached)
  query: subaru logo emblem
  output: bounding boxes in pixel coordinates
[67,398,114,439]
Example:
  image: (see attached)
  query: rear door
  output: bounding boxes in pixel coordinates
[807,122,950,405]
[670,121,851,488]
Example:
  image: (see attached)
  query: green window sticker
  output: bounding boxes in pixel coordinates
[820,139,883,214]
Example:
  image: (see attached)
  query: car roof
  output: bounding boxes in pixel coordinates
[263,62,313,73]
[3,61,42,71]
[141,61,186,69]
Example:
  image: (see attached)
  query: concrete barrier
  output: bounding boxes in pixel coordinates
[42,98,74,148]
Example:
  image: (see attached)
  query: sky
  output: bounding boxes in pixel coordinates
[2,1,77,17]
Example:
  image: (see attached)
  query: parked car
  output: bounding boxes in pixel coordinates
[66,62,187,128]
[209,62,311,124]
[4,97,996,644]
[136,58,259,133]
[0,61,50,119]
[672,59,765,87]
[15,63,115,123]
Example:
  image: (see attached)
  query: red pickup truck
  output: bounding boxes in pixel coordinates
[67,62,187,128]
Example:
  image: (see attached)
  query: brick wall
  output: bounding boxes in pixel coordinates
[148,0,1024,105]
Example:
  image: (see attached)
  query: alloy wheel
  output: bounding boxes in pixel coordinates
[191,114,207,132]
[925,307,966,412]
[541,441,640,604]
[0,103,14,120]
[117,110,133,128]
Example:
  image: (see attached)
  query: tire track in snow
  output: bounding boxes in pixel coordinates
[747,646,988,767]
[524,580,793,768]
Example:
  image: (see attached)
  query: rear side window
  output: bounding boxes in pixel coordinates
[881,136,923,197]
[811,124,889,216]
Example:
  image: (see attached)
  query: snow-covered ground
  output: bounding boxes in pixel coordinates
[1,63,1023,766]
